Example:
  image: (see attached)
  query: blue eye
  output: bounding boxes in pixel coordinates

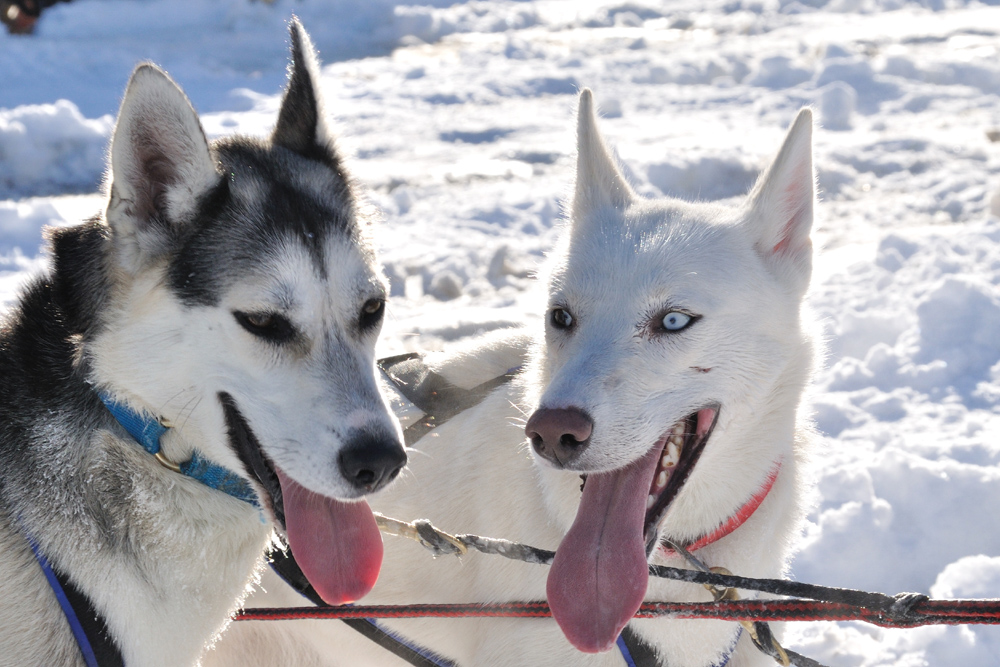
[661,311,692,332]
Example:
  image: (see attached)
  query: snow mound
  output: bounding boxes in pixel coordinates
[931,555,1000,599]
[378,1,541,45]
[646,154,760,201]
[790,218,1000,664]
[0,101,111,198]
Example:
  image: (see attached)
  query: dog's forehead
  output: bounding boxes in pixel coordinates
[222,140,357,245]
[169,140,379,306]
[557,201,752,306]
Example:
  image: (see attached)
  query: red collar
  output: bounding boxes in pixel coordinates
[658,458,782,557]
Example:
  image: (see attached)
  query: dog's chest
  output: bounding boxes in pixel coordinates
[65,434,273,666]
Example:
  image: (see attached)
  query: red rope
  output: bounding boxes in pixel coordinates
[235,598,1000,628]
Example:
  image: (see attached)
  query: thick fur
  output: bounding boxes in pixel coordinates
[209,93,819,666]
[0,20,402,667]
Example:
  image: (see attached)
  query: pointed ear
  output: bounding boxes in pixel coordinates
[272,18,340,167]
[571,89,633,225]
[744,108,815,291]
[107,64,220,272]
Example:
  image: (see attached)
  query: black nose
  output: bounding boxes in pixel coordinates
[338,431,407,493]
[525,406,593,467]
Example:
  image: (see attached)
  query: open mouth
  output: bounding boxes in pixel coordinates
[217,391,385,605]
[546,403,721,654]
[219,391,284,527]
[642,405,720,554]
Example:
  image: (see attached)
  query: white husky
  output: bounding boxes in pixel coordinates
[210,91,818,667]
[0,20,406,667]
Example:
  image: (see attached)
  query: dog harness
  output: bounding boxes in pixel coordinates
[20,523,125,667]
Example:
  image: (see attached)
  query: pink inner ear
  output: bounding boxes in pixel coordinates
[771,169,811,256]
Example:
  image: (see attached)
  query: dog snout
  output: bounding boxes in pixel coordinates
[525,407,593,467]
[338,430,407,493]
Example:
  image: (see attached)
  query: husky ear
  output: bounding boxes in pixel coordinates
[744,108,815,292]
[272,19,340,166]
[571,89,633,226]
[107,64,220,272]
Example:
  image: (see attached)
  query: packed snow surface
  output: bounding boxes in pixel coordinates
[2,1,999,665]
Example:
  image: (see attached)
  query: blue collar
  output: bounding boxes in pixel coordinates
[98,393,259,507]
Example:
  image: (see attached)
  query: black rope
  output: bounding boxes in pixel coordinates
[269,549,456,667]
[647,565,930,622]
[425,530,928,624]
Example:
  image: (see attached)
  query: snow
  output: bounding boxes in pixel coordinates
[2,0,999,665]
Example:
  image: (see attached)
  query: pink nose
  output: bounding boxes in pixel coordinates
[525,407,593,467]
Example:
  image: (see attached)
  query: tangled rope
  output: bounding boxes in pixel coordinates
[365,514,1000,625]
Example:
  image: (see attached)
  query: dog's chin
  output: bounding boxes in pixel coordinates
[546,404,720,653]
[567,404,721,553]
[641,405,720,554]
[218,392,286,527]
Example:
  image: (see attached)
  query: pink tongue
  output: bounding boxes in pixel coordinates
[547,445,662,652]
[277,469,383,605]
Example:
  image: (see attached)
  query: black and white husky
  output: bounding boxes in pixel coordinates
[211,92,819,666]
[0,20,406,666]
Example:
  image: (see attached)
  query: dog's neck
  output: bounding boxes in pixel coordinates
[97,393,261,507]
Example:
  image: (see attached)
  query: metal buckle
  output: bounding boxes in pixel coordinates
[154,451,182,473]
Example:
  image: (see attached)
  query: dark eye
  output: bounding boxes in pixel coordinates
[550,308,574,330]
[657,310,698,334]
[359,298,385,331]
[234,311,296,343]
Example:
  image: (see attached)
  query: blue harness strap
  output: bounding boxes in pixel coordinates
[98,394,259,507]
[618,632,642,667]
[21,524,125,667]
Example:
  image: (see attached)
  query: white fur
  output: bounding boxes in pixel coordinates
[209,92,819,667]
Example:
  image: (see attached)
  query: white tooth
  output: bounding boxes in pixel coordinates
[667,442,680,463]
[673,423,684,437]
[661,454,671,468]
[656,470,667,488]
[647,495,656,509]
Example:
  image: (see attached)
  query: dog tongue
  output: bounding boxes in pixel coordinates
[277,469,383,605]
[547,446,660,653]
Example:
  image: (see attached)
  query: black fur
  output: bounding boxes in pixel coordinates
[167,138,358,305]
[272,22,347,178]
[0,225,147,616]
[0,221,109,443]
